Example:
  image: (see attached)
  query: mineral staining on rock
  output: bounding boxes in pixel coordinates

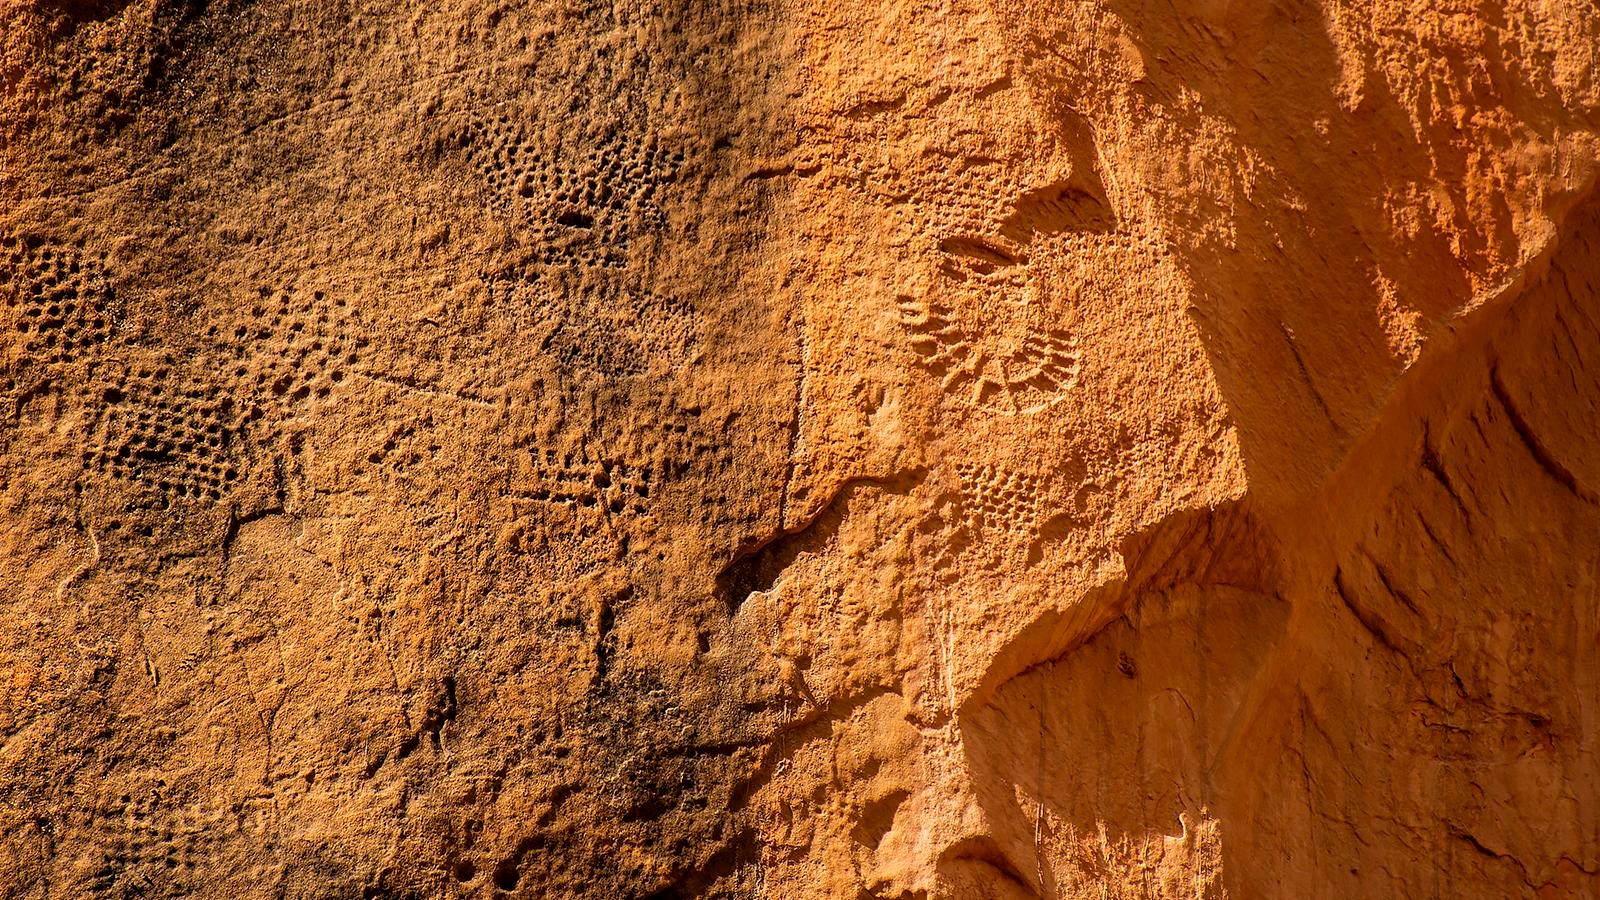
[2,0,1598,897]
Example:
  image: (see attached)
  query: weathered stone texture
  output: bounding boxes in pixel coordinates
[2,0,1598,896]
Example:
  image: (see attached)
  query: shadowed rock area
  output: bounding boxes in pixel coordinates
[2,0,1598,897]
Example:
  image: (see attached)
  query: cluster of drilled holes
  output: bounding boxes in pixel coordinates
[83,372,241,503]
[909,166,1021,236]
[651,420,716,480]
[452,116,534,214]
[1,235,117,364]
[955,463,1046,536]
[525,448,651,515]
[630,290,699,358]
[225,288,361,410]
[569,398,727,483]
[78,286,366,501]
[815,144,1027,242]
[509,402,735,523]
[637,401,739,513]
[642,400,737,491]
[801,148,1011,243]
[544,315,650,378]
[89,795,227,892]
[452,115,684,268]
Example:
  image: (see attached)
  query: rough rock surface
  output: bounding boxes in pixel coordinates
[2,0,1599,897]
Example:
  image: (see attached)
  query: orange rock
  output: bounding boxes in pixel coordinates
[1,0,1596,895]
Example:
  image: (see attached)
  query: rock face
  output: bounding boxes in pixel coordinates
[2,0,1598,896]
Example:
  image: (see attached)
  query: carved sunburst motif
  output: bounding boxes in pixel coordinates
[897,234,1080,415]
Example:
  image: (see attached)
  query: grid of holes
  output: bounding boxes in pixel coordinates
[632,395,730,484]
[226,287,363,416]
[78,287,365,505]
[955,463,1046,537]
[524,447,652,515]
[452,115,684,269]
[88,794,230,894]
[804,147,1024,245]
[512,395,736,519]
[649,400,726,480]
[0,234,365,507]
[1,235,117,365]
[82,367,241,504]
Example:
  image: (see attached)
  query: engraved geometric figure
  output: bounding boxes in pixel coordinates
[451,114,683,271]
[954,462,1047,538]
[225,286,362,418]
[515,447,652,517]
[1,234,120,369]
[82,364,241,504]
[897,292,1080,415]
[87,793,233,896]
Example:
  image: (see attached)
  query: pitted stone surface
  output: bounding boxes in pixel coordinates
[2,0,1598,896]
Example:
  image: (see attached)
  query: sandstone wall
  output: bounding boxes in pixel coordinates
[2,0,1597,896]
